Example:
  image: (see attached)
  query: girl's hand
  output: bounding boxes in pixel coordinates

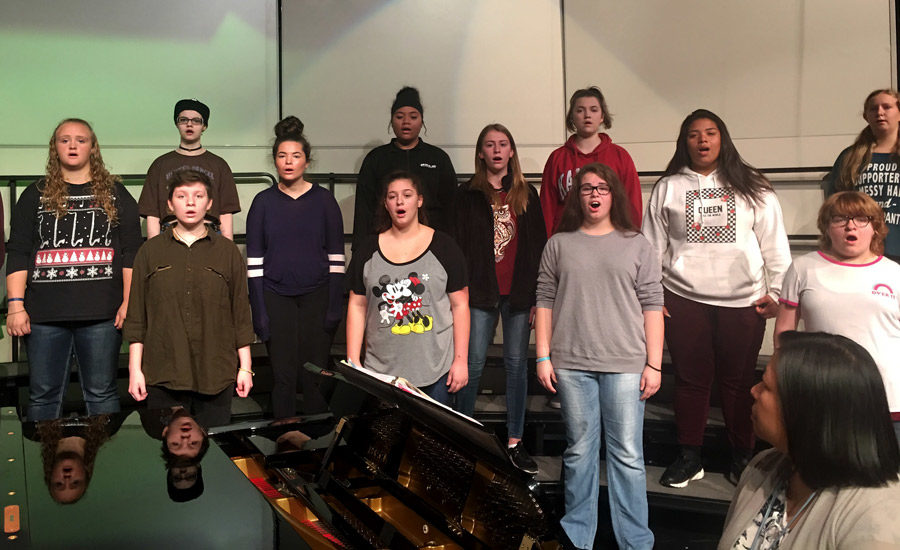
[640,365,661,400]
[537,360,557,393]
[446,358,468,393]
[6,309,31,337]
[129,370,148,401]
[236,370,254,397]
[114,301,128,329]
[753,295,778,319]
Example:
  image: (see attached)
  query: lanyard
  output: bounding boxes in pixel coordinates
[749,483,818,550]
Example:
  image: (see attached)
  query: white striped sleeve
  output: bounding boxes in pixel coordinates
[328,253,346,274]
[247,256,264,278]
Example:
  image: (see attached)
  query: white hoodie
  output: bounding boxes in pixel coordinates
[642,168,791,307]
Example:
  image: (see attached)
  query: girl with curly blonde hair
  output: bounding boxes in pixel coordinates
[6,119,143,421]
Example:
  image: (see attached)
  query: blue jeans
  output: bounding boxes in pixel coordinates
[421,372,451,405]
[27,320,121,421]
[556,369,653,550]
[454,298,530,439]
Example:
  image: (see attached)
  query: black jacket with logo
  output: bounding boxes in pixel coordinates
[352,139,457,251]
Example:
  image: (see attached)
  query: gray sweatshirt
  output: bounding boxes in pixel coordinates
[536,230,663,373]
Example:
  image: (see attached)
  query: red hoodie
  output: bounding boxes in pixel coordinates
[539,133,642,236]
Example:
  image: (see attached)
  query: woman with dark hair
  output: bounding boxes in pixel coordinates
[718,331,900,549]
[451,123,546,472]
[352,86,457,251]
[775,191,900,440]
[536,163,663,550]
[643,109,792,488]
[6,118,143,421]
[824,89,900,261]
[540,86,642,236]
[346,171,469,405]
[246,116,345,418]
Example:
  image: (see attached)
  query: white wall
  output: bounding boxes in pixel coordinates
[563,0,895,171]
[0,0,279,177]
[280,0,566,175]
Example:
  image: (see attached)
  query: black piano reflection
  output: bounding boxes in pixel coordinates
[213,361,550,549]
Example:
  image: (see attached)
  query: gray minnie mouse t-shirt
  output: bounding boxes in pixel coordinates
[347,231,467,387]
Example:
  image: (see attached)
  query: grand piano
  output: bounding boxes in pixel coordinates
[1,361,550,549]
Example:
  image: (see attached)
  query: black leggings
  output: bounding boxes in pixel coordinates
[264,286,331,418]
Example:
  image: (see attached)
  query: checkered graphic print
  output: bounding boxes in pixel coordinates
[685,188,737,243]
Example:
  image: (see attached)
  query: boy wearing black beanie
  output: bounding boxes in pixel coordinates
[138,99,241,239]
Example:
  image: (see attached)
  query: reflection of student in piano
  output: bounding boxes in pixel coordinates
[140,406,210,461]
[139,407,208,502]
[346,171,470,405]
[25,413,125,504]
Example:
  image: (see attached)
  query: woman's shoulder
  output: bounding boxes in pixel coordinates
[23,178,46,195]
[737,448,788,491]
[429,229,460,250]
[112,179,134,198]
[416,139,451,158]
[362,142,394,162]
[351,235,380,264]
[309,182,340,204]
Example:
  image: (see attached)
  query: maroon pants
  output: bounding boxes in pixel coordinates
[664,289,765,451]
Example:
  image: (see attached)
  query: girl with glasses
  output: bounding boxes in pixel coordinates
[642,109,792,488]
[824,89,900,262]
[775,191,900,442]
[535,163,662,550]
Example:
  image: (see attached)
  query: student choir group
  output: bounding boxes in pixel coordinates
[7,86,900,549]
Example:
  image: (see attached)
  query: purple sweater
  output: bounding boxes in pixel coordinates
[246,184,345,340]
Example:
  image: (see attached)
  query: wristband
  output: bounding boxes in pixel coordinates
[536,356,550,363]
[645,363,661,372]
[7,298,23,303]
[238,368,255,376]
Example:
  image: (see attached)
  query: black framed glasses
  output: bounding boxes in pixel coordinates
[829,215,872,227]
[580,185,610,196]
[176,117,204,126]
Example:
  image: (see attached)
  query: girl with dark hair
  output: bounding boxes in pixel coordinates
[643,109,792,488]
[346,171,469,405]
[775,191,900,440]
[540,86,642,236]
[451,124,547,473]
[824,89,900,261]
[718,331,900,549]
[6,119,143,421]
[351,86,457,251]
[246,116,345,418]
[535,163,663,550]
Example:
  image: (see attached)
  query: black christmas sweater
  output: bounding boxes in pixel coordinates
[6,180,143,323]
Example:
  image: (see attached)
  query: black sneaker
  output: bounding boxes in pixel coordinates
[507,442,539,474]
[726,449,753,486]
[659,450,704,488]
[547,395,561,409]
